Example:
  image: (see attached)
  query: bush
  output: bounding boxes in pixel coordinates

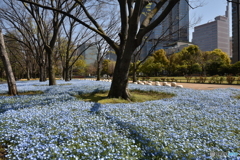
[226,75,235,84]
[160,78,166,82]
[237,77,240,84]
[170,78,177,82]
[185,75,192,83]
[153,78,159,82]
[219,76,225,84]
[195,76,207,83]
[208,75,224,84]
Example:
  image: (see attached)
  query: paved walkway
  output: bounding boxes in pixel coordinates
[173,82,240,90]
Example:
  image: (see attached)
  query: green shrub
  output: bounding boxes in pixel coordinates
[236,77,240,84]
[208,75,224,84]
[200,76,207,83]
[185,75,192,83]
[226,75,235,84]
[195,76,207,83]
[219,77,225,84]
[160,78,166,82]
[170,78,176,82]
[154,78,159,82]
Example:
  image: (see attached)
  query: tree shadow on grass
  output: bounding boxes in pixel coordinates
[90,103,172,159]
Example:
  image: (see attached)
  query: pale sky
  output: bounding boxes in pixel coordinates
[189,0,230,41]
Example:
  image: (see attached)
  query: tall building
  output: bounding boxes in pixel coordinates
[140,0,189,59]
[78,43,98,65]
[192,15,230,56]
[161,0,189,43]
[231,0,240,63]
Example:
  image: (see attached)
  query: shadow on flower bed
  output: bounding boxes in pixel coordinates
[90,103,170,159]
[0,92,75,114]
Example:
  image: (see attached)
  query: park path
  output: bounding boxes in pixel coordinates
[168,82,240,90]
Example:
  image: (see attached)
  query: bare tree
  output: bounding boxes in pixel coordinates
[0,29,17,95]
[20,0,79,85]
[18,0,203,99]
[95,37,108,81]
[0,0,48,81]
[94,7,120,81]
[58,13,95,81]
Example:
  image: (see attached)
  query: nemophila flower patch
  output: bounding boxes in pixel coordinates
[0,80,239,159]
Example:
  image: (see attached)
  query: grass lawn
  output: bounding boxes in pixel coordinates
[0,91,43,96]
[75,90,175,104]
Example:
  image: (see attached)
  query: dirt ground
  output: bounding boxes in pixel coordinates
[172,82,240,90]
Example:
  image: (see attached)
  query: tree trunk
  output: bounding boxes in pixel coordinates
[43,64,47,81]
[132,62,137,82]
[64,61,71,81]
[39,64,46,82]
[0,29,18,95]
[46,48,56,85]
[39,54,47,82]
[108,49,133,100]
[96,61,101,81]
[70,66,73,80]
[62,67,65,80]
[64,67,70,81]
[26,62,30,80]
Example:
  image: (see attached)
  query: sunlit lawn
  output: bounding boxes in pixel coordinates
[75,90,175,104]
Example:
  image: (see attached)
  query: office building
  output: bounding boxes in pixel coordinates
[140,0,189,59]
[231,0,240,63]
[192,14,230,56]
[163,42,193,55]
[161,0,189,43]
[79,43,98,65]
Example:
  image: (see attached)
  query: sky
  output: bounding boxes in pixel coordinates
[189,0,230,41]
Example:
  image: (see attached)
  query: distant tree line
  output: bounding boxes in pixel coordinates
[129,45,240,77]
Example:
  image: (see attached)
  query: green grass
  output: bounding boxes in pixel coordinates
[234,95,240,99]
[75,90,175,104]
[0,91,43,96]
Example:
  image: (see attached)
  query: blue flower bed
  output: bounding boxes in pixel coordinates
[0,80,239,159]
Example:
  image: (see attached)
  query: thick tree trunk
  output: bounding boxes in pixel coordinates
[0,30,18,95]
[108,50,133,100]
[46,48,56,85]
